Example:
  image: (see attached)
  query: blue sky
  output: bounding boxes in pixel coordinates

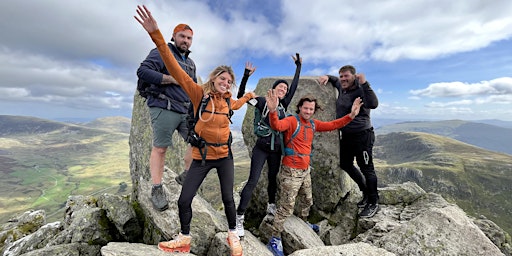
[0,0,511,123]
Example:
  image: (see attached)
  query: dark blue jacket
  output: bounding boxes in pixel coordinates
[137,43,197,114]
[328,75,379,133]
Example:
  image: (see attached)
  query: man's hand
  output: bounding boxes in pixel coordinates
[356,73,367,84]
[349,97,364,119]
[265,89,279,112]
[161,74,178,85]
[134,5,159,33]
[245,62,256,76]
[317,75,328,85]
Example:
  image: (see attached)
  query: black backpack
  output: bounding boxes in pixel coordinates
[137,79,161,99]
[187,96,233,165]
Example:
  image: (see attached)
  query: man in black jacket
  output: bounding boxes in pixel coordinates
[137,24,196,211]
[318,65,380,218]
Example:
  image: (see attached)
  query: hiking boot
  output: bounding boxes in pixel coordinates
[151,184,168,211]
[175,171,187,185]
[236,214,245,238]
[267,236,284,256]
[360,203,380,218]
[227,230,243,256]
[267,203,277,216]
[307,222,320,234]
[357,195,368,208]
[158,233,191,253]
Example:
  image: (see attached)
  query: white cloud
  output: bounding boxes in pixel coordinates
[410,77,512,98]
[1,0,512,120]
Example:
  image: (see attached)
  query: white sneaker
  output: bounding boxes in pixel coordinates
[267,203,277,216]
[236,214,245,238]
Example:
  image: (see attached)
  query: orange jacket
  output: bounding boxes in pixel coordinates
[149,30,253,160]
[269,112,353,169]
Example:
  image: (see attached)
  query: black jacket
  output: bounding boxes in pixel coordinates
[328,76,379,133]
[137,43,197,114]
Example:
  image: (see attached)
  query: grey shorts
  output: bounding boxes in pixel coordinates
[149,107,189,148]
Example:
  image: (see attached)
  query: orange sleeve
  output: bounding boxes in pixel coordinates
[314,115,354,132]
[148,30,203,107]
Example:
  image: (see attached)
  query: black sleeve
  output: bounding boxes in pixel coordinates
[282,53,302,109]
[327,75,341,91]
[360,81,379,109]
[237,68,251,99]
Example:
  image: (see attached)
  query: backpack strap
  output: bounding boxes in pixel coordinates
[284,115,315,157]
[193,97,233,165]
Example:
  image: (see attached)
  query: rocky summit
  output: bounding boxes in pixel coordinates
[1,77,511,256]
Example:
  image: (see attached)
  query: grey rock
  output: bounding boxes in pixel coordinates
[20,243,101,256]
[101,242,195,256]
[3,221,63,256]
[97,193,141,242]
[0,210,46,254]
[289,242,396,256]
[206,232,272,256]
[259,215,324,254]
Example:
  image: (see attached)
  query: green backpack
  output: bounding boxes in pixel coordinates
[253,103,284,151]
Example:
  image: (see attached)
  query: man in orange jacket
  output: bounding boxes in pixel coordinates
[264,89,363,256]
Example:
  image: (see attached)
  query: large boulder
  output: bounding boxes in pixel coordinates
[241,77,360,227]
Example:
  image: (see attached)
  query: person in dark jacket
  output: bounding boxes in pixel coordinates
[317,65,380,218]
[137,23,196,212]
[234,54,302,238]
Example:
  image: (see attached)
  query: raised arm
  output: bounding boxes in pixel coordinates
[237,61,256,99]
[281,53,302,109]
[317,75,341,91]
[356,74,379,109]
[135,5,203,105]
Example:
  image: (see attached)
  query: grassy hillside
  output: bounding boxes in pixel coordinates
[376,119,512,155]
[0,115,130,223]
[374,132,512,234]
[82,116,132,134]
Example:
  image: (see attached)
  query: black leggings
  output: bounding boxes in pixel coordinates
[339,128,379,204]
[237,143,281,215]
[178,157,236,234]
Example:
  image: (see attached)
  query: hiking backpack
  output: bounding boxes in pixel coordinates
[253,103,286,151]
[283,115,316,157]
[187,96,234,165]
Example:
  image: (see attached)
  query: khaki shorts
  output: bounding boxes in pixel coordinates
[149,107,189,148]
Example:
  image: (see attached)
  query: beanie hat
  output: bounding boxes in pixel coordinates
[171,24,193,41]
[272,79,289,90]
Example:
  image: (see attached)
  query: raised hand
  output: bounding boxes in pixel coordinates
[265,89,279,112]
[317,75,328,85]
[292,53,302,65]
[134,5,159,33]
[349,97,364,119]
[245,62,257,76]
[356,73,367,84]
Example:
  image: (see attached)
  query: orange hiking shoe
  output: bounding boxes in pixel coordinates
[227,230,243,256]
[158,233,191,253]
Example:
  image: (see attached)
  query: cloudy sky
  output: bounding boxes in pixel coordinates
[1,0,512,123]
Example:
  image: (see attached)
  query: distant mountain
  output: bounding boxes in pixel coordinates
[374,131,512,234]
[82,116,131,134]
[0,115,102,136]
[376,119,512,155]
[0,115,130,224]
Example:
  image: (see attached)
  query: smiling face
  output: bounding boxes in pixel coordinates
[213,72,233,94]
[339,70,356,90]
[274,83,288,99]
[299,101,316,121]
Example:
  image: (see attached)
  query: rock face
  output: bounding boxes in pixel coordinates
[241,77,358,225]
[1,85,511,256]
